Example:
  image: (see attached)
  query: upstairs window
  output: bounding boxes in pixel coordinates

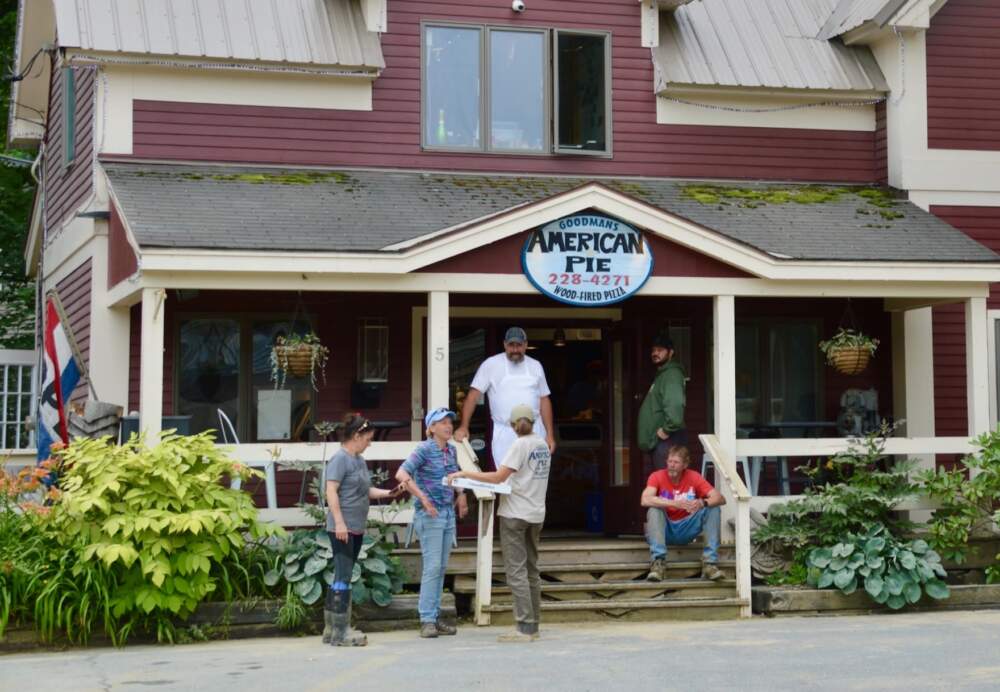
[422,24,610,156]
[62,67,76,165]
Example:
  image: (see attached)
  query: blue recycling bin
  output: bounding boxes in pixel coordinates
[585,491,604,533]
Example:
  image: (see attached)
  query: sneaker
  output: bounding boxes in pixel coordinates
[420,622,439,639]
[435,620,457,636]
[702,563,724,581]
[645,559,666,582]
[497,629,534,643]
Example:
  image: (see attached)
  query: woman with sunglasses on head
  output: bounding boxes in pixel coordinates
[324,412,404,647]
[396,407,468,638]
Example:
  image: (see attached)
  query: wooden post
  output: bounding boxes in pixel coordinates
[735,498,752,618]
[139,288,166,442]
[966,297,990,439]
[474,497,495,626]
[713,295,737,541]
[427,292,449,412]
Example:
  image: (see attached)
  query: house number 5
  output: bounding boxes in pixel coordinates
[435,347,445,361]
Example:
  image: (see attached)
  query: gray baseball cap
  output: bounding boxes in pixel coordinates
[504,326,527,344]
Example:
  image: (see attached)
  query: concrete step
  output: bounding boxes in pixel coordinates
[454,576,737,603]
[483,597,748,625]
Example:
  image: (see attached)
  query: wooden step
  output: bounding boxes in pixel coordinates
[395,540,734,582]
[484,597,748,625]
[454,576,737,603]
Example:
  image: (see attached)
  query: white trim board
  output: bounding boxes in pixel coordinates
[656,94,876,132]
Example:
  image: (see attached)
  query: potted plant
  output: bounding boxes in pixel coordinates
[818,328,879,376]
[270,332,329,390]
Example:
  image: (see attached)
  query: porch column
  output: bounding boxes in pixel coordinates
[713,295,737,461]
[427,291,450,412]
[713,295,737,541]
[966,297,990,438]
[139,288,166,442]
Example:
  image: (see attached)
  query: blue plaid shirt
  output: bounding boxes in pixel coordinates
[401,439,460,514]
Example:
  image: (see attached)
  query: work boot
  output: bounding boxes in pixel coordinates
[435,620,457,636]
[329,589,367,647]
[702,563,724,581]
[645,558,666,582]
[498,622,534,643]
[420,622,439,638]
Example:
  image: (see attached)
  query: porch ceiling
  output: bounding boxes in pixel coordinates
[102,161,999,265]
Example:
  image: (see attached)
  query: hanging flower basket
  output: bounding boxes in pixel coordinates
[270,332,329,391]
[819,329,879,376]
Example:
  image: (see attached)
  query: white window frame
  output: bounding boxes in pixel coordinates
[0,350,37,451]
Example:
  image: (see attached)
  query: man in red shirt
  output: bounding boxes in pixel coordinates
[640,445,725,581]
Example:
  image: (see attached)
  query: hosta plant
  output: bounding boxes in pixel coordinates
[264,527,335,608]
[806,526,950,610]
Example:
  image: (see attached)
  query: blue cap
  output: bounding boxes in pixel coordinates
[424,407,456,429]
[504,326,527,344]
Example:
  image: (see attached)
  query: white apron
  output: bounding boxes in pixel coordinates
[490,359,547,466]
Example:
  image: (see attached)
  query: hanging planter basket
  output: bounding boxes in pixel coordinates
[276,344,315,378]
[828,346,872,376]
[270,332,330,391]
[819,328,879,377]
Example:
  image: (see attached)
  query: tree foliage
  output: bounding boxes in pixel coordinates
[0,0,38,349]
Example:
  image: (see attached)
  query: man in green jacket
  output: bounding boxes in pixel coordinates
[637,332,687,471]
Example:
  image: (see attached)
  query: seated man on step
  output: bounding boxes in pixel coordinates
[641,445,726,582]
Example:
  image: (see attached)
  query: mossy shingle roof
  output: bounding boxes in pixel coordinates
[103,162,999,264]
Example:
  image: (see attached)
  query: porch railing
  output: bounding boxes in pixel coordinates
[699,434,752,618]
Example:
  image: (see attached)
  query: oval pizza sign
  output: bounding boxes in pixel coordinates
[522,214,653,306]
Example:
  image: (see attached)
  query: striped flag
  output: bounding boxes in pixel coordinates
[37,296,81,460]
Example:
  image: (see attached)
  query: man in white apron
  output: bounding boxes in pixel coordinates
[454,327,556,466]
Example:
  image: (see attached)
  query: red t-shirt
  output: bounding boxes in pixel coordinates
[646,469,714,521]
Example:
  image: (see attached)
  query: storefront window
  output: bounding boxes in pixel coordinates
[177,319,241,438]
[251,321,313,442]
[358,319,389,383]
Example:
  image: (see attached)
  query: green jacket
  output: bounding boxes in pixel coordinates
[637,360,686,451]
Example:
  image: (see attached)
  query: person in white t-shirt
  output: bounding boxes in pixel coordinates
[454,326,556,468]
[448,403,551,643]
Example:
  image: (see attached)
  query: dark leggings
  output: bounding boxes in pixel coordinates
[330,532,363,591]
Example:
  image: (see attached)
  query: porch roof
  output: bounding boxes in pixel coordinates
[102,162,999,264]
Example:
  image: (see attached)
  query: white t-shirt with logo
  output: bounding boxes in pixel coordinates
[498,434,551,524]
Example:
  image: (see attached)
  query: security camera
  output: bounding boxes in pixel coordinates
[512,0,526,12]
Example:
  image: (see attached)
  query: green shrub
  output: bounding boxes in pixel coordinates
[44,432,279,642]
[753,424,918,551]
[806,526,949,609]
[920,429,1000,582]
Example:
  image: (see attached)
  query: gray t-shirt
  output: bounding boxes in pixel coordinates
[325,449,371,533]
[498,434,551,524]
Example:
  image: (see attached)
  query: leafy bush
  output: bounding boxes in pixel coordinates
[806,526,950,609]
[753,424,917,551]
[920,429,1000,582]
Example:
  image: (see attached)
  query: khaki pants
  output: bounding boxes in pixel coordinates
[499,516,543,629]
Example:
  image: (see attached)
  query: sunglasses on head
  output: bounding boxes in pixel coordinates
[348,418,372,435]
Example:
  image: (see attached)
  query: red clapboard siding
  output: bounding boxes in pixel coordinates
[44,61,96,231]
[928,205,1000,446]
[927,0,1000,151]
[874,100,888,185]
[55,258,92,404]
[129,0,877,183]
[107,203,139,289]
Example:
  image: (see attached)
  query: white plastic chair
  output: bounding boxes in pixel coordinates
[219,409,277,510]
[701,452,753,494]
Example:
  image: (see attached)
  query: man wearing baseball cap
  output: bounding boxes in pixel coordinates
[637,331,687,473]
[455,326,556,467]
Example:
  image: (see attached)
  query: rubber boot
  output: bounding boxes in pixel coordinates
[344,594,368,646]
[321,607,334,644]
[329,589,367,647]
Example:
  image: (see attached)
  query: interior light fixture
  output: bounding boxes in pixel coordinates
[553,328,567,347]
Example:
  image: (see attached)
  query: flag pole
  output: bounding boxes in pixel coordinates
[45,290,99,402]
